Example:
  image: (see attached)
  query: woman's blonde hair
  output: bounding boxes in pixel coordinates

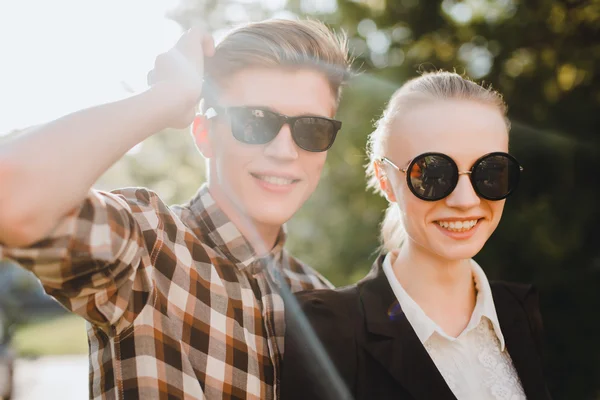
[204,19,352,108]
[365,71,510,252]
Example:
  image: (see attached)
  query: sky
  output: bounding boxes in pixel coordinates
[0,0,182,135]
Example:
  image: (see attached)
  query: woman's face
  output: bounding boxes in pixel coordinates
[382,99,509,261]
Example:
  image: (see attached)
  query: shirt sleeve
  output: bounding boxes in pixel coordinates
[0,187,159,334]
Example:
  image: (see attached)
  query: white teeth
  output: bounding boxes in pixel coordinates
[256,175,295,186]
[436,219,479,232]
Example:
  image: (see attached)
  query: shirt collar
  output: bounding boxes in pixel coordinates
[382,251,506,350]
[382,251,438,343]
[186,184,286,270]
[469,259,506,351]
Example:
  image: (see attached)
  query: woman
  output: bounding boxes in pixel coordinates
[281,71,551,400]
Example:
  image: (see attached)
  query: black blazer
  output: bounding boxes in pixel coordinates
[281,255,551,400]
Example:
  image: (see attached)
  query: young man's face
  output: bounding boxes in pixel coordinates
[197,67,338,230]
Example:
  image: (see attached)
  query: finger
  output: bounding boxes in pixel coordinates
[177,26,213,63]
[176,26,205,54]
[187,24,208,41]
[188,24,214,57]
[154,53,169,71]
[146,69,155,86]
[201,34,215,57]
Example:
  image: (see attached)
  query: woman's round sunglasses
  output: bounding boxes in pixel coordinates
[205,106,342,152]
[379,152,523,201]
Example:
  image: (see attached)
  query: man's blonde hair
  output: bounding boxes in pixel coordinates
[365,71,510,252]
[203,19,352,108]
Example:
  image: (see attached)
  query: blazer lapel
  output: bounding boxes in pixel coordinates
[359,256,456,400]
[492,283,551,400]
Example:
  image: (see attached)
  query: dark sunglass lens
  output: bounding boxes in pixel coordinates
[409,154,457,201]
[293,117,337,152]
[472,154,520,200]
[230,108,282,145]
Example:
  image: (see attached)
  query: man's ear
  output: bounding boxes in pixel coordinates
[373,161,397,202]
[191,114,213,158]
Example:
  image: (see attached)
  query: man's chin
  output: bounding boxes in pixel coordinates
[251,209,295,229]
[248,193,304,223]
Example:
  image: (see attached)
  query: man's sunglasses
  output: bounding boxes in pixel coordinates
[205,106,342,152]
[379,152,523,201]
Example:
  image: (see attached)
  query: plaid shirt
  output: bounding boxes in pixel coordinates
[0,185,332,399]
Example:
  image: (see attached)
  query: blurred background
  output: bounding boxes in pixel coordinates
[1,0,599,399]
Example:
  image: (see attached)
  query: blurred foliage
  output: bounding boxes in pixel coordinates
[49,0,597,398]
[13,314,88,356]
[96,129,206,199]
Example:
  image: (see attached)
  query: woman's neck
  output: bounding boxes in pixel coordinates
[392,240,477,337]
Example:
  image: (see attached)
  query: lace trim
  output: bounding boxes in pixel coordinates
[424,319,526,400]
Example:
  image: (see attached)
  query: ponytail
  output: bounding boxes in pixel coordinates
[380,202,406,252]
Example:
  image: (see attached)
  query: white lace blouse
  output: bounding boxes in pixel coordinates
[382,253,526,400]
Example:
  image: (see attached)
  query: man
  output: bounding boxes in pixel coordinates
[0,19,351,399]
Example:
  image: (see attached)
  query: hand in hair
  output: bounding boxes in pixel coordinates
[0,27,215,247]
[147,27,215,129]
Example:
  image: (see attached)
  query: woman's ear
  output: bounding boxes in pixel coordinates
[191,114,213,158]
[373,161,397,202]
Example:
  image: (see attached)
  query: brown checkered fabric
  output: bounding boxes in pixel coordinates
[0,185,332,399]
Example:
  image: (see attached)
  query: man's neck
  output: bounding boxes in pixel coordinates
[207,185,281,256]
